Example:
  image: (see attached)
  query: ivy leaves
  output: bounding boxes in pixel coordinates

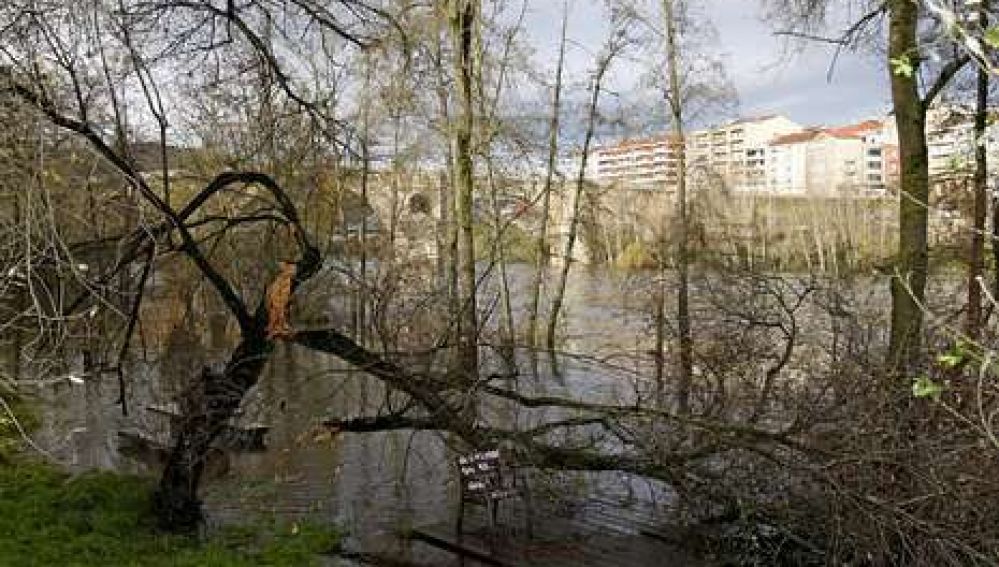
[890,54,915,78]
[984,25,999,50]
[912,341,989,401]
[912,375,944,400]
[909,342,966,401]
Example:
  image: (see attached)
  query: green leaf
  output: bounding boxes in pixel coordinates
[912,376,944,400]
[890,56,914,78]
[985,26,999,50]
[937,340,970,369]
[937,352,964,369]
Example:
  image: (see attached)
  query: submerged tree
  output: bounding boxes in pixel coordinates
[527,0,568,354]
[0,0,388,529]
[661,0,692,413]
[547,7,635,352]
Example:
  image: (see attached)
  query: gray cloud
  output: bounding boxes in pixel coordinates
[523,0,889,128]
[707,0,889,125]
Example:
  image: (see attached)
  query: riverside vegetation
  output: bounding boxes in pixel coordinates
[4,0,999,565]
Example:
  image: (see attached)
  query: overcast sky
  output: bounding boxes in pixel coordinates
[522,0,890,129]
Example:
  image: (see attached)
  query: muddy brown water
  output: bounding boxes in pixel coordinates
[24,265,924,564]
[25,267,682,563]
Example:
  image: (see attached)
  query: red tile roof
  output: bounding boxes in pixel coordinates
[730,114,779,125]
[771,129,822,145]
[771,120,883,145]
[824,119,883,138]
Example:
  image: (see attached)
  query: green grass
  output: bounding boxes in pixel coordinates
[0,387,40,462]
[615,240,657,270]
[474,222,539,264]
[0,462,340,566]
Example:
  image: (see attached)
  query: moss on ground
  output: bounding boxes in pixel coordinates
[0,462,339,566]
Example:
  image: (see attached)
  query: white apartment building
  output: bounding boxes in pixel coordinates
[768,120,895,196]
[591,115,803,191]
[585,115,908,196]
[768,130,817,194]
[687,115,803,192]
[591,135,681,188]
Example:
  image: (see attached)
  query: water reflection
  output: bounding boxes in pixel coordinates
[29,266,686,561]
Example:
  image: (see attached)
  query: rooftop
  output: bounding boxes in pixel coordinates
[824,120,883,139]
[729,114,781,126]
[771,129,823,146]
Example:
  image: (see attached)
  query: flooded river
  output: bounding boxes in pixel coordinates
[26,260,963,563]
[26,265,686,563]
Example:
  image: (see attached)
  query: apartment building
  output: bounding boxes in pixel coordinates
[814,120,889,195]
[591,115,802,191]
[768,129,818,194]
[591,135,681,188]
[587,115,905,196]
[768,120,895,196]
[687,115,803,191]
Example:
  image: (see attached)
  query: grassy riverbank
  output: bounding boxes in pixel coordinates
[0,462,339,566]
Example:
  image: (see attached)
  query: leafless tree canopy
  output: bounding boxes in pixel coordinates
[1,1,999,565]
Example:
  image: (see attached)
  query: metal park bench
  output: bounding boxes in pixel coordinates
[456,448,532,536]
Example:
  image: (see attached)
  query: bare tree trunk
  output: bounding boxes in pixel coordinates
[154,338,267,529]
[449,0,480,379]
[431,22,458,346]
[548,52,615,351]
[473,3,525,372]
[528,0,567,354]
[887,0,929,374]
[967,1,989,338]
[663,0,692,414]
[653,269,666,406]
[111,96,139,416]
[448,190,460,354]
[10,190,21,383]
[437,169,451,288]
[358,56,371,346]
[151,173,321,530]
[994,182,999,312]
[390,112,402,250]
[486,161,516,370]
